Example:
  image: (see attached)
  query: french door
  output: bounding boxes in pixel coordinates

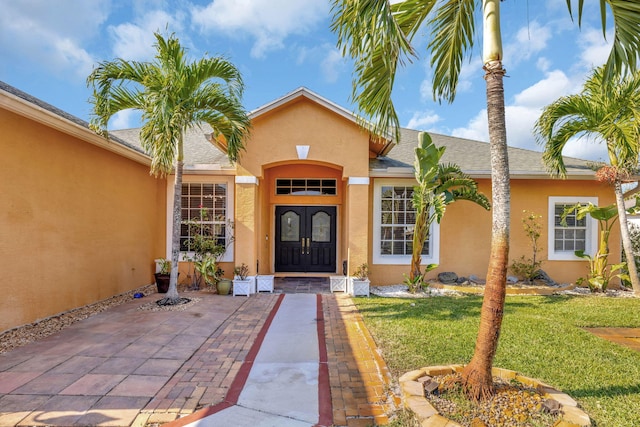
[275,206,336,273]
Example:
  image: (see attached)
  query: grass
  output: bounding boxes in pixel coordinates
[354,293,640,426]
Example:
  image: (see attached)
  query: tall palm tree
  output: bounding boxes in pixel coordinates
[87,33,251,305]
[534,66,640,295]
[409,132,490,285]
[331,0,640,400]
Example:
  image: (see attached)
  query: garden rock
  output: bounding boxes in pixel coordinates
[542,398,562,415]
[438,272,458,284]
[469,274,486,285]
[507,275,518,283]
[533,269,558,286]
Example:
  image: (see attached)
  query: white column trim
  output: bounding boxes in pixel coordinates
[235,175,259,185]
[348,177,370,185]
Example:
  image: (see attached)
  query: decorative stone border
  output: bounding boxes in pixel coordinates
[399,365,590,427]
[430,283,576,296]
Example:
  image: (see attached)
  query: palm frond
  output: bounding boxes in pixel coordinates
[331,0,434,142]
[427,0,477,103]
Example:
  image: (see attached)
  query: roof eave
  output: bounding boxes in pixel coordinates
[0,89,151,166]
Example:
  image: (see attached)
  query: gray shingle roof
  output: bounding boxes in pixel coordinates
[111,123,233,168]
[370,128,594,178]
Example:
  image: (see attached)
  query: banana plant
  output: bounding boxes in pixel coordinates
[409,132,490,288]
[562,203,629,292]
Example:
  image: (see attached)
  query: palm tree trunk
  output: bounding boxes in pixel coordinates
[162,159,184,304]
[462,1,509,398]
[410,208,427,283]
[614,180,640,295]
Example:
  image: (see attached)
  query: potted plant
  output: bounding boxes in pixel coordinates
[217,277,232,295]
[232,263,253,296]
[350,263,370,297]
[154,258,171,293]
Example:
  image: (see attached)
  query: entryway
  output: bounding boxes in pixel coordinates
[275,206,337,273]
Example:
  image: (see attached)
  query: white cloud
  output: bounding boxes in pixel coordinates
[321,49,346,83]
[406,111,441,130]
[450,68,602,159]
[576,27,613,71]
[559,137,609,163]
[191,0,330,58]
[0,0,108,78]
[109,10,185,61]
[513,70,572,108]
[109,109,140,130]
[503,21,552,68]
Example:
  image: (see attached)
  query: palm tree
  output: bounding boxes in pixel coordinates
[409,132,490,286]
[87,33,251,305]
[534,66,640,296]
[331,0,640,400]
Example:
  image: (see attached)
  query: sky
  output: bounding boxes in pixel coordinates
[0,0,619,162]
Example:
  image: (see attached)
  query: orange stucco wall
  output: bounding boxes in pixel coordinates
[368,177,619,286]
[0,108,166,333]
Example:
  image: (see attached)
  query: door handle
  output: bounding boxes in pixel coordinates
[301,237,310,255]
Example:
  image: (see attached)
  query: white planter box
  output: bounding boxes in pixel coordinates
[330,276,348,293]
[233,276,256,297]
[256,275,275,293]
[350,278,370,297]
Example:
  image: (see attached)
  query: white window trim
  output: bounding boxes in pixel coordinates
[373,179,440,265]
[547,196,598,261]
[166,179,235,263]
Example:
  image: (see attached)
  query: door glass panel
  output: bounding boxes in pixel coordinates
[280,211,300,241]
[312,212,330,242]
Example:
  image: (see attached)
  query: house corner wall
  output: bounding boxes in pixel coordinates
[0,108,165,333]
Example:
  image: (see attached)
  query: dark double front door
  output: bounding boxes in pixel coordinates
[275,206,337,273]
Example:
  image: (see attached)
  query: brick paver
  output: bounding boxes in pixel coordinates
[0,281,399,426]
[323,294,399,426]
[134,293,278,424]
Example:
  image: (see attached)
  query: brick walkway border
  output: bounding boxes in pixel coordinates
[323,295,399,427]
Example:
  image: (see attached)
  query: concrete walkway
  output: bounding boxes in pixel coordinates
[176,294,326,426]
[0,280,396,426]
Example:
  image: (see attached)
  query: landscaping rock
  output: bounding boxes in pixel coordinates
[542,398,562,415]
[534,269,559,286]
[469,274,486,285]
[507,275,519,283]
[423,378,440,395]
[438,271,458,284]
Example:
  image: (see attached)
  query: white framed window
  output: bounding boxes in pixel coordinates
[373,179,440,265]
[166,180,234,262]
[180,183,228,249]
[548,196,598,261]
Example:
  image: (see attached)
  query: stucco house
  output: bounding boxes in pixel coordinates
[0,82,618,333]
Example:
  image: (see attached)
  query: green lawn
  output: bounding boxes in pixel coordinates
[354,294,640,426]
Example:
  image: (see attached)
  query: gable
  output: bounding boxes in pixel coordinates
[240,93,372,178]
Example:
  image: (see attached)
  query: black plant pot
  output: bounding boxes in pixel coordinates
[154,273,170,293]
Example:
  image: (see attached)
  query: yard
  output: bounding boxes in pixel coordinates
[354,293,640,426]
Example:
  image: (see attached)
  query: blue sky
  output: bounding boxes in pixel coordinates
[0,0,618,161]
